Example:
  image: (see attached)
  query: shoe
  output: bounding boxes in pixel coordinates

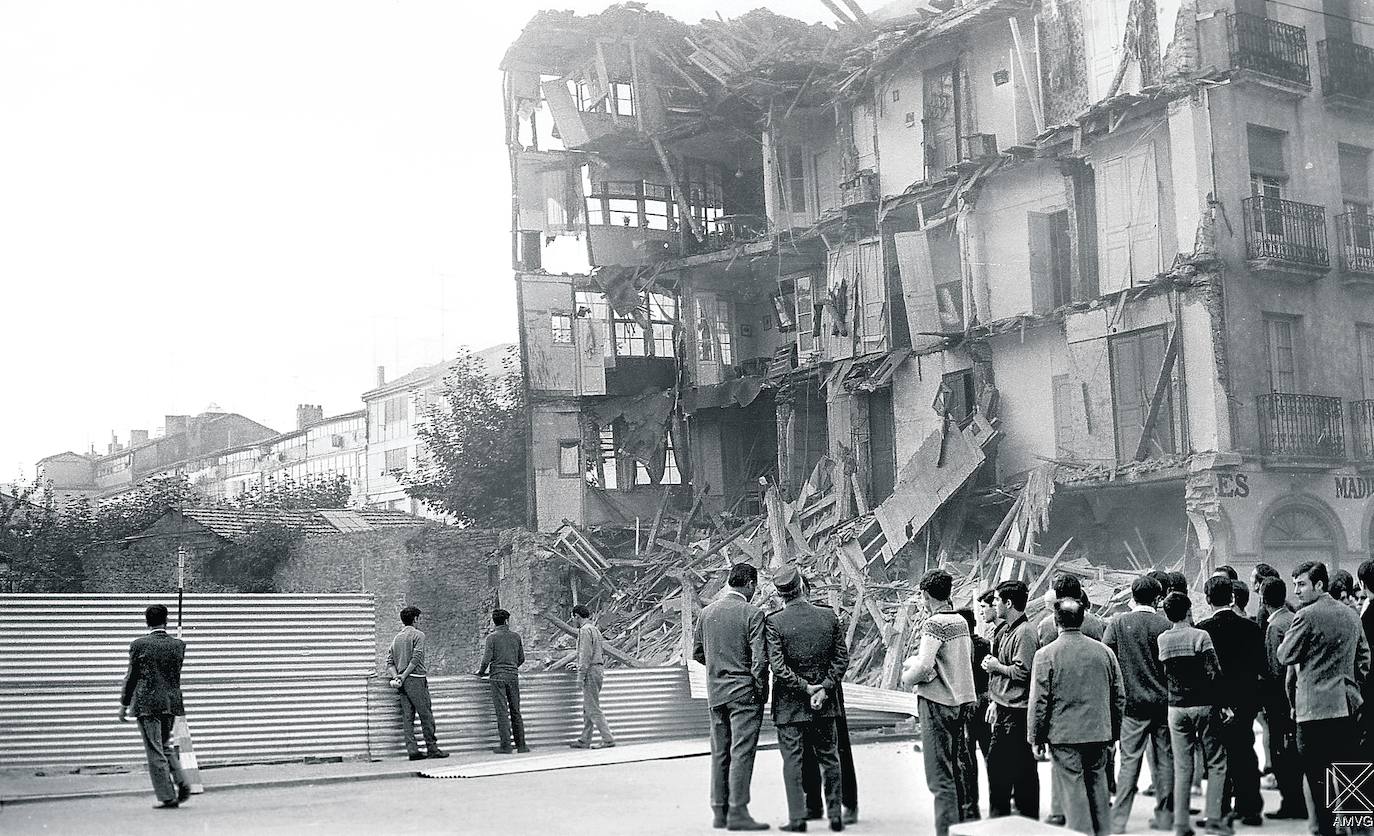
[1265,809,1307,820]
[408,753,427,761]
[1237,815,1262,826]
[1144,786,1157,796]
[517,746,530,753]
[593,741,616,749]
[1261,774,1278,790]
[829,817,844,832]
[726,816,771,831]
[427,750,449,759]
[1197,819,1234,836]
[153,800,180,809]
[805,811,824,821]
[778,823,806,833]
[491,746,513,754]
[714,807,728,830]
[1046,815,1067,826]
[1150,813,1172,831]
[842,808,858,825]
[176,784,192,803]
[569,741,591,749]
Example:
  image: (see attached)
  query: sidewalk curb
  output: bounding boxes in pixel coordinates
[0,768,418,807]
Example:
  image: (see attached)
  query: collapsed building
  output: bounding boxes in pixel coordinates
[501,0,1374,679]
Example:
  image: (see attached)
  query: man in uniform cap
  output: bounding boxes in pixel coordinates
[765,564,849,833]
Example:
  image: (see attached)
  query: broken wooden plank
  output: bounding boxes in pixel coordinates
[539,611,647,667]
[1027,537,1076,598]
[649,135,705,241]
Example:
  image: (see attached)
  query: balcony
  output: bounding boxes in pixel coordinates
[1352,400,1374,462]
[1242,196,1330,281]
[1336,211,1374,288]
[1258,393,1344,464]
[1319,39,1374,113]
[1229,13,1311,92]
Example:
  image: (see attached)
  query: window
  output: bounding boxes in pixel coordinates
[1359,325,1374,400]
[715,301,733,366]
[1248,125,1287,239]
[384,396,408,425]
[1324,0,1353,42]
[772,285,797,332]
[590,425,619,490]
[581,289,675,359]
[1029,210,1074,312]
[576,291,613,358]
[1339,144,1371,215]
[384,447,408,475]
[1261,505,1337,576]
[795,276,815,354]
[923,62,960,176]
[551,313,572,345]
[785,146,807,214]
[557,440,581,477]
[634,431,682,486]
[940,370,976,427]
[649,293,676,357]
[696,298,713,361]
[611,81,634,117]
[1264,314,1299,393]
[1109,327,1177,462]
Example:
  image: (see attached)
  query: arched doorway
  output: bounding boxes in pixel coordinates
[1261,505,1339,577]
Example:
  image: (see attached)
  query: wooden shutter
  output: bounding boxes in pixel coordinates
[894,230,941,343]
[857,241,886,349]
[1127,144,1160,283]
[1110,327,1175,462]
[1052,374,1077,456]
[540,79,589,147]
[1029,212,1056,314]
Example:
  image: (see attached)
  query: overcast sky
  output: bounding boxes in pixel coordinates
[0,0,832,483]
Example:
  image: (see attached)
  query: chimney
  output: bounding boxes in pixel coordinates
[129,429,149,446]
[376,366,386,388]
[296,404,324,430]
[107,431,119,455]
[164,415,190,436]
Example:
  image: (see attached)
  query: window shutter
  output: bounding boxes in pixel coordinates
[1028,212,1055,314]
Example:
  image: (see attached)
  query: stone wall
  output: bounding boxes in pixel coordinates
[495,530,571,667]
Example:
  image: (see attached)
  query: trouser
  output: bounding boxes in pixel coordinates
[778,719,841,824]
[576,666,614,745]
[398,676,439,755]
[920,697,975,836]
[137,714,189,803]
[959,695,992,821]
[488,675,525,748]
[1261,685,1306,814]
[708,697,764,812]
[1218,705,1262,819]
[1111,711,1173,832]
[987,702,1039,819]
[802,707,856,815]
[1051,741,1112,836]
[1168,705,1227,830]
[1297,715,1359,836]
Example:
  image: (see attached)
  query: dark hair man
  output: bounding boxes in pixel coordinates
[693,563,769,831]
[478,608,528,755]
[901,569,975,836]
[569,604,615,750]
[766,564,848,833]
[1330,569,1359,612]
[1157,592,1228,834]
[1276,561,1371,836]
[1147,570,1173,605]
[119,605,192,809]
[1257,577,1305,820]
[1030,599,1124,836]
[1166,572,1189,597]
[386,606,448,762]
[980,579,1039,820]
[1213,565,1238,581]
[1359,559,1374,752]
[1230,580,1250,617]
[1104,574,1173,832]
[1037,574,1106,648]
[1197,576,1264,826]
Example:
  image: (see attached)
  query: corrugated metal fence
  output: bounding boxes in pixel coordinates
[0,594,376,767]
[1,595,914,768]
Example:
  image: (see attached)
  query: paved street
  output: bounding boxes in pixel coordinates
[3,740,1314,835]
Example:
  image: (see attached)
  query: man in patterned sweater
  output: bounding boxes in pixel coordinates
[1158,591,1229,836]
[902,568,975,836]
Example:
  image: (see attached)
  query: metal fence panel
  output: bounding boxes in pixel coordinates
[0,594,376,767]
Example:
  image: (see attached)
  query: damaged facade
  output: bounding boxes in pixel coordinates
[505,0,1374,591]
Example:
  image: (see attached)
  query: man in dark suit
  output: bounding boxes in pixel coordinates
[119,604,191,809]
[765,564,849,833]
[1358,558,1374,752]
[693,562,770,832]
[1196,576,1266,826]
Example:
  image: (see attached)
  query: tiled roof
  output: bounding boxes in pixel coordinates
[178,507,434,541]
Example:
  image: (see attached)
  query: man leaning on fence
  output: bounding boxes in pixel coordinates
[386,606,448,762]
[119,603,192,809]
[478,608,529,755]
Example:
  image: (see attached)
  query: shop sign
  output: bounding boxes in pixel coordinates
[1334,475,1374,501]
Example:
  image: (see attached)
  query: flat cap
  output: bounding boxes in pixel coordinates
[772,563,801,594]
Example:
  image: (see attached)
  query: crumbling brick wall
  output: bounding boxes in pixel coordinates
[496,530,570,666]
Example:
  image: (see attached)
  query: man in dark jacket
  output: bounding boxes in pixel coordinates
[766,563,849,833]
[1258,577,1305,820]
[694,562,770,832]
[958,606,992,823]
[1197,576,1265,826]
[119,604,191,809]
[477,608,527,754]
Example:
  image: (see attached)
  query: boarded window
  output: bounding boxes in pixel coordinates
[1109,327,1177,462]
[1264,314,1299,393]
[1052,374,1077,457]
[557,440,581,477]
[868,388,897,504]
[1029,210,1074,313]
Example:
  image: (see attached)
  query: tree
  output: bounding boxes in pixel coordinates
[0,481,91,593]
[229,474,351,511]
[405,346,528,527]
[202,520,302,593]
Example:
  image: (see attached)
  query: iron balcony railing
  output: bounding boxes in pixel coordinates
[1352,400,1374,461]
[1319,39,1374,101]
[1337,211,1374,274]
[1229,13,1311,86]
[1258,393,1344,459]
[1242,196,1330,267]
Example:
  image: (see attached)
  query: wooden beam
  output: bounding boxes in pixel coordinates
[1027,537,1076,598]
[1133,327,1181,461]
[538,611,647,667]
[837,0,874,28]
[649,135,705,242]
[1008,17,1045,134]
[648,45,706,97]
[818,0,857,28]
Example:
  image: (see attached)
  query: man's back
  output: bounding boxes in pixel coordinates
[388,625,427,677]
[481,626,524,679]
[1197,609,1265,708]
[766,600,846,724]
[1264,607,1296,680]
[1030,631,1123,744]
[695,592,766,708]
[122,631,186,717]
[1039,609,1105,647]
[1157,623,1219,707]
[1104,608,1171,717]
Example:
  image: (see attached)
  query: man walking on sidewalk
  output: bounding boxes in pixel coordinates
[119,604,192,809]
[1030,598,1124,836]
[693,562,770,831]
[569,604,615,750]
[478,608,528,755]
[386,606,448,762]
